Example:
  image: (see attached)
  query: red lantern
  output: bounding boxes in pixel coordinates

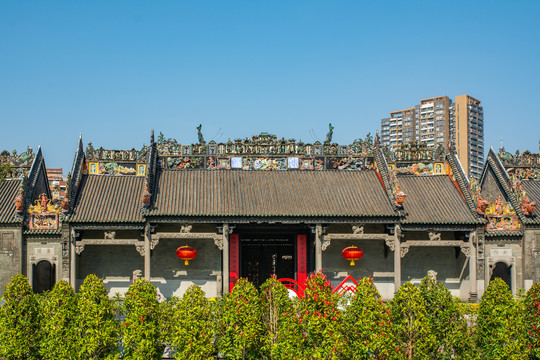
[176,245,197,265]
[342,245,363,266]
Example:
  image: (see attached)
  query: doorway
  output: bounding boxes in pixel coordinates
[32,260,56,293]
[241,238,295,288]
[490,261,512,289]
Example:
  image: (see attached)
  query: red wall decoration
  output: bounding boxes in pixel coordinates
[297,234,307,284]
[229,234,239,292]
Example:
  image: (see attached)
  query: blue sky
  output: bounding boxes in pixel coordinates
[1,1,539,170]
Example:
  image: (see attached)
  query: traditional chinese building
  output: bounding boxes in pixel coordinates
[1,128,537,301]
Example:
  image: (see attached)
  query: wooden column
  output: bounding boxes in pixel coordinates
[222,224,230,293]
[394,225,401,292]
[315,224,323,272]
[144,224,151,281]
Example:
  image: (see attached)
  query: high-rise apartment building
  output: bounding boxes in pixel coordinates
[380,94,484,179]
[454,95,484,179]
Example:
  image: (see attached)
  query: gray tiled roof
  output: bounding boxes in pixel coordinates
[0,179,22,223]
[398,175,480,225]
[69,175,145,223]
[521,180,540,224]
[149,169,396,218]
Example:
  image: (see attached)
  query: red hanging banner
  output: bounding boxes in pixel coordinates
[297,234,307,285]
[229,234,240,292]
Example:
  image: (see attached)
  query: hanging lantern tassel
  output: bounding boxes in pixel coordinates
[342,245,363,266]
[176,245,197,265]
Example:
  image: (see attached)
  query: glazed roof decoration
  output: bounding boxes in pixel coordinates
[0,147,35,179]
[497,142,540,217]
[85,124,378,172]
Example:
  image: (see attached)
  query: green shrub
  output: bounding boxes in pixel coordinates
[419,275,476,359]
[122,279,161,359]
[39,280,78,359]
[476,278,529,359]
[0,274,40,359]
[216,278,263,359]
[524,282,540,358]
[297,271,345,359]
[260,276,303,359]
[76,274,120,359]
[168,285,216,360]
[342,276,397,359]
[390,282,436,359]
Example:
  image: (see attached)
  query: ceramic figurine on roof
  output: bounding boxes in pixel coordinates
[0,147,35,178]
[197,124,205,144]
[386,141,446,176]
[14,186,24,213]
[325,123,334,144]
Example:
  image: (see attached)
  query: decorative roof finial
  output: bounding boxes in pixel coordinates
[151,129,155,144]
[394,185,406,208]
[197,124,205,144]
[14,186,24,213]
[142,178,151,206]
[325,123,334,144]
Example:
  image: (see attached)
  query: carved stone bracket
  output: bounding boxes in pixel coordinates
[428,232,441,242]
[75,238,145,255]
[75,244,85,255]
[460,243,472,257]
[323,232,394,252]
[352,224,364,235]
[400,246,409,258]
[321,239,331,251]
[180,224,192,233]
[395,225,402,239]
[310,224,326,236]
[401,240,465,247]
[217,225,235,234]
[385,239,395,251]
[135,245,145,256]
[214,237,223,250]
[104,231,116,240]
[151,232,223,250]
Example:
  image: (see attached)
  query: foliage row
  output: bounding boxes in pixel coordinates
[0,273,539,359]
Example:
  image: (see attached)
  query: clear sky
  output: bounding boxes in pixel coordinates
[1,1,539,171]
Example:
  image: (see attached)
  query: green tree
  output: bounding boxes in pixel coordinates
[419,275,476,359]
[0,163,13,181]
[122,279,161,360]
[260,276,303,359]
[390,282,436,359]
[476,278,529,359]
[296,271,345,359]
[523,282,540,358]
[342,276,398,360]
[76,274,120,359]
[0,274,40,359]
[167,285,216,360]
[39,280,78,359]
[216,278,262,360]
